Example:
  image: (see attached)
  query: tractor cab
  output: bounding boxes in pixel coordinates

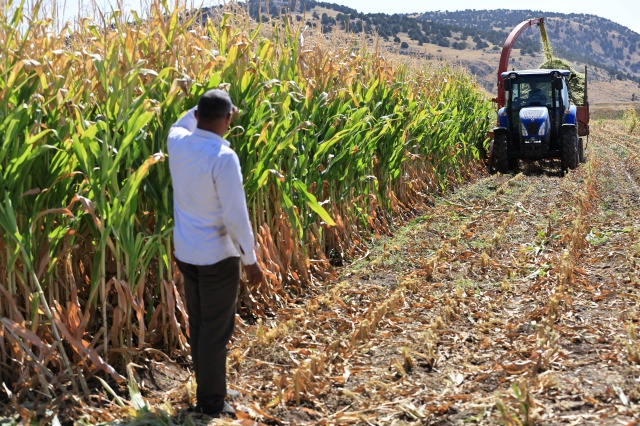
[493,69,583,172]
[500,69,571,154]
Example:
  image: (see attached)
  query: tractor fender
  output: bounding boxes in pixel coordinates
[492,126,509,138]
[563,105,577,125]
[498,107,508,128]
[561,123,577,133]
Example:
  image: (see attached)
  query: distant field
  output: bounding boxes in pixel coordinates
[374,39,640,104]
[591,103,640,120]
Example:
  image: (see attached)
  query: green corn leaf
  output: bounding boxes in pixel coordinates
[293,180,335,227]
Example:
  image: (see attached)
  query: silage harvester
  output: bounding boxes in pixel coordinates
[490,18,590,173]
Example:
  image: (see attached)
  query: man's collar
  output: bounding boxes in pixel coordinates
[192,128,230,147]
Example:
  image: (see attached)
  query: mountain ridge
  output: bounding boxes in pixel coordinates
[244,1,640,102]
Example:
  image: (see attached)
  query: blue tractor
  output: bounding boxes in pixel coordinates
[492,69,585,172]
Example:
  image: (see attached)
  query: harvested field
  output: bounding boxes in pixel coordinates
[216,118,639,425]
[13,117,634,425]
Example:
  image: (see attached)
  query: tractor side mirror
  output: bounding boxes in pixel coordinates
[503,79,512,92]
[554,78,564,90]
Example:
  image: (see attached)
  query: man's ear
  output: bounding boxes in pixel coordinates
[194,110,199,120]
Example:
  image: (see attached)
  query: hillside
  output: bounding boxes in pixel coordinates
[246,1,640,103]
[418,9,640,102]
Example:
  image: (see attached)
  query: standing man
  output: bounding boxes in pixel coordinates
[167,89,263,417]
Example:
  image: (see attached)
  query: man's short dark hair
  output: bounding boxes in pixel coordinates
[197,89,235,122]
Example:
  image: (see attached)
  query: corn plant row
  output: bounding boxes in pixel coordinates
[607,133,640,187]
[495,170,525,195]
[534,161,597,359]
[421,210,479,281]
[0,2,491,392]
[593,128,640,365]
[540,161,597,359]
[284,276,427,408]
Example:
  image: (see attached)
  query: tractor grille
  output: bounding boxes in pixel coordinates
[526,122,538,135]
[521,109,545,119]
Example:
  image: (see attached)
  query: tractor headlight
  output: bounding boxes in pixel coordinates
[520,122,528,136]
[538,122,546,136]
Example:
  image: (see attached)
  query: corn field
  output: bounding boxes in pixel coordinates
[0,0,491,408]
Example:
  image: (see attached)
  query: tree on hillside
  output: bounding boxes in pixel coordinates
[452,41,467,50]
[475,39,489,49]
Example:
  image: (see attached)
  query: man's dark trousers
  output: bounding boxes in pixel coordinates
[177,256,240,412]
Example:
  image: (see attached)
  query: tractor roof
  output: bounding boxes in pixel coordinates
[501,69,571,79]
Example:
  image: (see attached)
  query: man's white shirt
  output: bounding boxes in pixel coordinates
[167,107,257,266]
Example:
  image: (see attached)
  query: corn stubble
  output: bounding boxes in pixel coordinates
[0,0,491,409]
[247,121,637,424]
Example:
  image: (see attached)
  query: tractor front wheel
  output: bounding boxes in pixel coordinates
[493,133,510,173]
[561,127,579,171]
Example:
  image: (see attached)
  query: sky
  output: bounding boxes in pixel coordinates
[62,0,640,35]
[326,0,640,34]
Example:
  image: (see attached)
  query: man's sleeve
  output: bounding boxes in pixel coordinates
[215,153,258,265]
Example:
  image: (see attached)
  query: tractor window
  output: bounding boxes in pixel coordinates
[561,81,569,107]
[509,77,553,108]
[506,82,520,108]
[522,81,550,106]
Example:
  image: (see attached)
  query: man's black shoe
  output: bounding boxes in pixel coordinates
[194,401,236,418]
[220,402,236,417]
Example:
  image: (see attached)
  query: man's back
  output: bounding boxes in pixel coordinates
[167,108,254,266]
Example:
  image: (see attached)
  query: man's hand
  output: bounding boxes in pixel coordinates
[243,263,264,285]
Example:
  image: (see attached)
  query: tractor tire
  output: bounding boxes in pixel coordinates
[561,127,579,171]
[578,138,586,163]
[509,156,519,170]
[493,133,510,173]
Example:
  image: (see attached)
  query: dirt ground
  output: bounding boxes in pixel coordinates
[3,119,639,425]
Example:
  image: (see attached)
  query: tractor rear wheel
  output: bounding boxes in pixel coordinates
[578,138,586,163]
[493,133,510,173]
[561,127,579,171]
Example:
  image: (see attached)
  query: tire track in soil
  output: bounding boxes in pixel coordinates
[331,164,596,425]
[224,172,533,424]
[553,125,640,425]
[218,121,640,425]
